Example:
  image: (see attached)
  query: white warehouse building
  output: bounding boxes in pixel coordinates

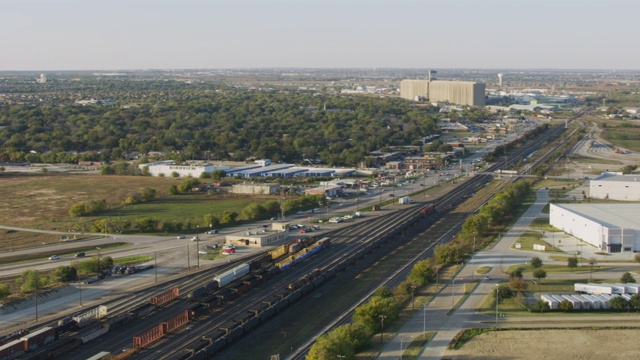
[139,162,230,178]
[549,203,640,253]
[589,172,640,201]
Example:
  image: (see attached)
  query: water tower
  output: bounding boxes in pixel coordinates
[497,73,503,87]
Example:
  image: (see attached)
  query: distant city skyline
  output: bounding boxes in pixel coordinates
[2,0,638,71]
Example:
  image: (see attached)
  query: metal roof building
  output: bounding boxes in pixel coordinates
[266,167,309,177]
[231,164,295,178]
[549,203,640,253]
[589,172,640,201]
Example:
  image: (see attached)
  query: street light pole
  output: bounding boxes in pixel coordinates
[186,237,190,271]
[78,280,83,307]
[154,251,158,283]
[451,278,457,308]
[196,225,200,269]
[378,315,386,343]
[422,300,429,336]
[34,269,38,322]
[496,287,499,324]
[400,335,412,360]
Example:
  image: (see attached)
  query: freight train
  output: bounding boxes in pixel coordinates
[1,237,332,360]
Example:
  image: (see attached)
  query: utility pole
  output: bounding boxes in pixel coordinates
[154,251,158,283]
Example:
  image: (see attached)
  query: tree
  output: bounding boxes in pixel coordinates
[241,203,268,220]
[55,266,78,282]
[531,300,550,313]
[494,285,513,302]
[408,259,435,286]
[532,268,547,282]
[203,214,220,228]
[530,256,543,268]
[634,253,640,266]
[620,272,636,284]
[509,269,523,279]
[221,211,238,224]
[567,256,578,270]
[629,294,640,311]
[168,184,178,195]
[434,243,462,265]
[509,277,528,297]
[609,297,629,311]
[559,300,573,311]
[20,269,46,293]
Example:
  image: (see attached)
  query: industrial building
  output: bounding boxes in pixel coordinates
[232,183,280,195]
[549,203,640,253]
[589,172,640,201]
[138,161,230,178]
[400,79,485,106]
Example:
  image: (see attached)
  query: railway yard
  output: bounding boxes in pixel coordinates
[1,121,586,360]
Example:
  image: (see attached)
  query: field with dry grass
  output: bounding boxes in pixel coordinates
[443,329,640,359]
[0,173,182,228]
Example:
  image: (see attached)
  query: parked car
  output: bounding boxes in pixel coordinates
[49,255,60,260]
[177,234,186,239]
[75,252,86,258]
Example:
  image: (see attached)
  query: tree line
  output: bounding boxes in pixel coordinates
[0,82,440,166]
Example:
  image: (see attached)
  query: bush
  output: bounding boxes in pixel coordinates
[530,300,550,313]
[0,283,11,298]
[55,266,78,282]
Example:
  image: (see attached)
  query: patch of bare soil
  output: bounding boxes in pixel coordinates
[442,329,640,360]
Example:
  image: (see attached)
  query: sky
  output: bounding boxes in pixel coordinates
[2,0,638,71]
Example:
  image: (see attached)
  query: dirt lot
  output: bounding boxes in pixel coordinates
[442,329,640,359]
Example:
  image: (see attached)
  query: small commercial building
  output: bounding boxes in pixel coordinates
[305,185,342,198]
[549,203,640,253]
[589,172,640,201]
[232,183,281,195]
[225,226,289,247]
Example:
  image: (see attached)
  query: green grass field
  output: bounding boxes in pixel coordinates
[512,230,562,253]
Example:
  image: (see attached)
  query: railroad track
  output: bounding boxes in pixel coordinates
[24,122,574,360]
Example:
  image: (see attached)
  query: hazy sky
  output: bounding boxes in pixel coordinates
[2,0,638,71]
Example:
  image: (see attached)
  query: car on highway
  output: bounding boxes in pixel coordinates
[74,252,86,258]
[205,230,218,234]
[49,255,60,260]
[198,250,208,255]
[222,248,236,254]
[191,236,200,241]
[177,234,186,239]
[485,276,491,280]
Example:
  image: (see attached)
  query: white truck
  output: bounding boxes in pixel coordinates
[398,196,410,204]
